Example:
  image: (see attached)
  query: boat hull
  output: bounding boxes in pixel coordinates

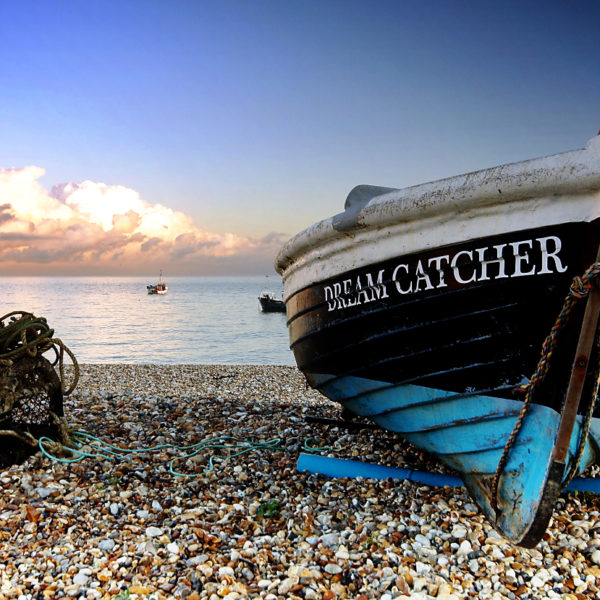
[308,372,600,546]
[259,295,286,313]
[282,220,600,545]
[287,222,599,405]
[276,137,600,545]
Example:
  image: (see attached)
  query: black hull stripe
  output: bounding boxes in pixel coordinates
[299,331,497,375]
[311,356,515,389]
[290,298,518,352]
[287,275,521,329]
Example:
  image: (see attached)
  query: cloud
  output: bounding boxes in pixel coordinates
[0,204,15,226]
[260,231,289,245]
[112,210,142,233]
[0,166,283,275]
[141,237,164,253]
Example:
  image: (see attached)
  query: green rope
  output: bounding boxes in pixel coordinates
[302,437,333,453]
[39,430,333,478]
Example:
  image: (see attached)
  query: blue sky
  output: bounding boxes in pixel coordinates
[0,0,599,274]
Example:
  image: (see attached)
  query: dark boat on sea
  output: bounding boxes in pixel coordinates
[275,134,600,546]
[258,291,286,313]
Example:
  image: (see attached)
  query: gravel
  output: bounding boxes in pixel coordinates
[1,363,600,599]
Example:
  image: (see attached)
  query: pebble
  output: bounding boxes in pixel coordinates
[167,542,180,554]
[98,539,115,552]
[451,523,468,538]
[457,539,473,555]
[320,532,340,548]
[72,572,89,585]
[324,563,342,575]
[145,526,163,538]
[0,364,599,600]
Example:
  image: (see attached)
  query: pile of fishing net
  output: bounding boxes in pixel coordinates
[0,311,79,466]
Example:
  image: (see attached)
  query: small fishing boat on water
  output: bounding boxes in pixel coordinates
[147,270,168,295]
[276,134,600,546]
[258,290,286,313]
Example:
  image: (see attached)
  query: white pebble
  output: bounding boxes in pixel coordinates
[98,539,115,552]
[451,524,468,538]
[219,566,235,578]
[456,540,472,556]
[73,572,89,585]
[324,564,342,575]
[145,526,163,538]
[278,578,295,595]
[320,533,340,548]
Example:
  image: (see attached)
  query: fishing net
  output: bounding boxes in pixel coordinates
[0,311,79,466]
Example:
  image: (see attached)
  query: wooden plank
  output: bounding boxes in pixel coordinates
[553,252,600,465]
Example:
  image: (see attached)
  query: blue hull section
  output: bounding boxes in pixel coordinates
[309,372,600,545]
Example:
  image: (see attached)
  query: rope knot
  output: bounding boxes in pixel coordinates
[570,275,590,299]
[569,262,600,299]
[582,262,600,286]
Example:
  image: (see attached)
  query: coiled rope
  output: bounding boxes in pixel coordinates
[0,311,79,395]
[492,262,600,510]
[39,430,332,478]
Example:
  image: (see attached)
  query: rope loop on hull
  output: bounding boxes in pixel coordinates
[492,261,600,511]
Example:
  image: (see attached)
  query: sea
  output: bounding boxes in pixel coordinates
[1,276,294,365]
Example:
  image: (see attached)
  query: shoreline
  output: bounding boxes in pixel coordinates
[1,364,600,599]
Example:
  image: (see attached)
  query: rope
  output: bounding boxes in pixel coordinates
[39,430,333,478]
[0,311,79,395]
[492,262,600,510]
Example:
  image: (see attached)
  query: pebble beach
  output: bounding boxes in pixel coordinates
[2,364,600,600]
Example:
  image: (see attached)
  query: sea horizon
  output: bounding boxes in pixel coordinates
[2,275,294,366]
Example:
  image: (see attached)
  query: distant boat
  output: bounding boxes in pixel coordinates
[276,134,600,547]
[147,270,168,295]
[258,291,286,312]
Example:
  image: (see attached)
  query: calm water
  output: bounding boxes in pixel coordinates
[1,276,294,365]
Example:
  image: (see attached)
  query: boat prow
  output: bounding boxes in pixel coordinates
[276,134,600,546]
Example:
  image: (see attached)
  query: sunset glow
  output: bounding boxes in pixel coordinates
[1,3,598,277]
[0,167,284,275]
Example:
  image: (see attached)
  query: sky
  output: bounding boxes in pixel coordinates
[1,0,599,276]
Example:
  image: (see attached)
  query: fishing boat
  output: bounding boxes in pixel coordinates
[275,134,600,547]
[147,270,168,295]
[258,277,286,312]
[258,290,286,313]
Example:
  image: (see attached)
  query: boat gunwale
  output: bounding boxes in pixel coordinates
[275,136,600,299]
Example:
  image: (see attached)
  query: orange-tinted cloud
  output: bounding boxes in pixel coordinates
[0,166,286,275]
